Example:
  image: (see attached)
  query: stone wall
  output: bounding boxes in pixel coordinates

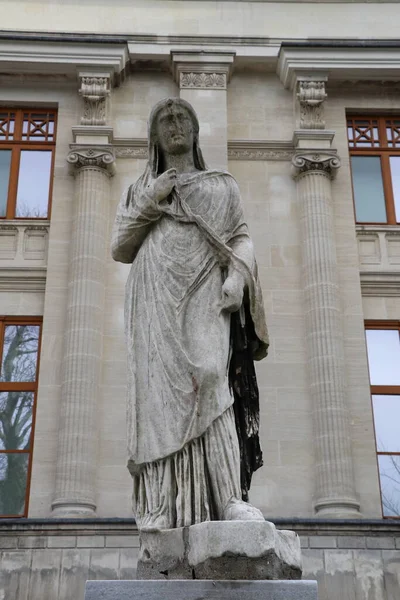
[0,520,399,600]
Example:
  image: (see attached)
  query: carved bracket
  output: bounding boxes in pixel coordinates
[67,147,116,176]
[79,75,111,126]
[291,152,341,180]
[297,80,327,130]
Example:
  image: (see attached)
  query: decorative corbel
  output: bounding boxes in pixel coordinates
[78,74,111,126]
[297,80,327,130]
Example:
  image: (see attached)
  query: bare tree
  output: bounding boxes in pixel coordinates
[380,454,400,517]
[0,325,39,514]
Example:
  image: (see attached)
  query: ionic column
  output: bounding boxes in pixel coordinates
[172,52,234,170]
[52,73,115,516]
[292,150,360,517]
[291,75,361,517]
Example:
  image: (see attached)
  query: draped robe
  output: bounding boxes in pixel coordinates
[112,168,268,523]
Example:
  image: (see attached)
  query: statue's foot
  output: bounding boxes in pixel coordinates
[223,497,264,521]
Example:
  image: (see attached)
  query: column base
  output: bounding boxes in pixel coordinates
[314,497,362,519]
[51,499,97,518]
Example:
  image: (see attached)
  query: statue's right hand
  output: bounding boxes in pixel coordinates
[147,168,177,204]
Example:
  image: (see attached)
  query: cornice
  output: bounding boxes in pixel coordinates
[278,46,400,90]
[1,36,400,83]
[0,40,128,82]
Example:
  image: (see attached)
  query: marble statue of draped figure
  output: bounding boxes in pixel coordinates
[111,98,269,530]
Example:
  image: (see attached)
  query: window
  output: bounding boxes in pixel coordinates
[0,317,42,517]
[347,117,400,224]
[365,321,400,518]
[0,109,57,219]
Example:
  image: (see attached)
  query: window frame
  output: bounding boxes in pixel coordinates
[348,116,400,225]
[0,108,57,220]
[365,319,400,519]
[0,316,42,518]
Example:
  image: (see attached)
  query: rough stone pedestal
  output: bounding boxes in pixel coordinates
[137,520,302,580]
[85,580,318,600]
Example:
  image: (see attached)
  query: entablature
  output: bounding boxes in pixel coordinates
[1,36,400,86]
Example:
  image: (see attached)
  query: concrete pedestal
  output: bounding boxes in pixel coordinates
[137,520,302,580]
[85,580,318,600]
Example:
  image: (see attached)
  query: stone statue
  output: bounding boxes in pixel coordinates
[111,98,269,531]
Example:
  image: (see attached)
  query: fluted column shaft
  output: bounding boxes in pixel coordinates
[293,154,361,517]
[52,148,115,516]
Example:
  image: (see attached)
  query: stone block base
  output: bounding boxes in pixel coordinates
[85,580,318,600]
[137,520,302,580]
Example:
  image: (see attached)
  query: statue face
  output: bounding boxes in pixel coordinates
[156,103,194,157]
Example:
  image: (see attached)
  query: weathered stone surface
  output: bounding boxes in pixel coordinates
[85,580,318,600]
[112,97,268,531]
[137,520,302,580]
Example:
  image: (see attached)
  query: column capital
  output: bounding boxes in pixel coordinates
[78,71,112,126]
[171,51,235,90]
[67,145,116,176]
[291,151,341,180]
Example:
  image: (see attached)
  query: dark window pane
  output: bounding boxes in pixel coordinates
[1,325,40,382]
[16,151,51,218]
[366,329,400,385]
[372,395,400,452]
[0,391,34,450]
[0,453,29,516]
[389,157,400,222]
[378,455,400,517]
[0,150,11,217]
[351,156,387,222]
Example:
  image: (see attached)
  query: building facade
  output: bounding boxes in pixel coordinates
[0,1,400,598]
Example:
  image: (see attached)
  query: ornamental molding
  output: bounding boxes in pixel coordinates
[360,272,400,297]
[297,80,327,130]
[111,139,293,161]
[67,146,116,176]
[228,140,293,161]
[171,52,234,89]
[79,74,111,126]
[114,139,149,159]
[180,71,226,89]
[0,224,18,232]
[0,266,46,292]
[291,151,341,179]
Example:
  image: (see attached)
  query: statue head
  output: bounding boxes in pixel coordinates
[148,98,206,176]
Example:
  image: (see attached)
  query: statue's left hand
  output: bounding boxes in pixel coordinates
[220,272,245,313]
